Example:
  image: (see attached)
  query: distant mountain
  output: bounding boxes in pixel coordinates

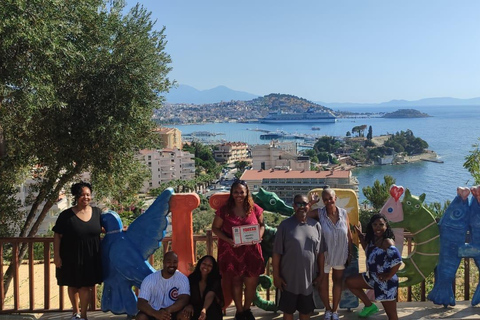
[165,84,259,104]
[317,97,480,109]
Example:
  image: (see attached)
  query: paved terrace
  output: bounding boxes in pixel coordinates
[1,302,479,320]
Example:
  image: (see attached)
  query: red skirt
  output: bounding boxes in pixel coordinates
[217,239,265,277]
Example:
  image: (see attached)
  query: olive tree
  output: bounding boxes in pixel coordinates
[0,0,173,292]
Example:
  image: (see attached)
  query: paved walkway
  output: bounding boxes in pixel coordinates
[2,301,480,320]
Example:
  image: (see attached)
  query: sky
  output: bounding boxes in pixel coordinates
[126,1,480,103]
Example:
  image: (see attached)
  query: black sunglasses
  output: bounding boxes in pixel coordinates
[294,201,308,207]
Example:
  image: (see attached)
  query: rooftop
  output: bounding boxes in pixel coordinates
[241,169,351,180]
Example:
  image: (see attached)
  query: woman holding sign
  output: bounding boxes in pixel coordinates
[212,180,265,320]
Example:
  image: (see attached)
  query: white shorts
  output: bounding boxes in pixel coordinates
[324,263,345,273]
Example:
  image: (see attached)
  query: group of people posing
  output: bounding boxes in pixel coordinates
[53,180,402,320]
[273,189,402,320]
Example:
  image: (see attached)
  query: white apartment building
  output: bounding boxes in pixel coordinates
[138,148,195,192]
[251,141,310,171]
[213,142,249,164]
[240,168,358,205]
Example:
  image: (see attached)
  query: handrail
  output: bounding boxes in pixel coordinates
[0,233,477,314]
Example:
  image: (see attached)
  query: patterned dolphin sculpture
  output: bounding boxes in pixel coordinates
[427,187,470,307]
[463,186,480,306]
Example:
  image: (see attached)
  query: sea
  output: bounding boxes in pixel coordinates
[168,105,480,204]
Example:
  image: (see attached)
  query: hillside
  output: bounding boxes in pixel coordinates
[157,93,335,124]
[251,93,333,113]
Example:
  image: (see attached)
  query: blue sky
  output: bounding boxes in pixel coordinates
[128,1,480,103]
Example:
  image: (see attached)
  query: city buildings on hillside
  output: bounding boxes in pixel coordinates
[138,148,195,192]
[213,142,250,165]
[240,169,358,205]
[154,127,183,149]
[251,141,310,171]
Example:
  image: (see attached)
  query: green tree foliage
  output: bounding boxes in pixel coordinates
[362,175,396,210]
[302,149,319,163]
[183,142,221,176]
[263,211,288,228]
[367,126,373,140]
[192,196,216,234]
[234,160,249,179]
[425,201,451,221]
[464,139,480,184]
[0,0,173,292]
[92,157,150,212]
[350,143,367,163]
[384,130,428,155]
[314,136,343,154]
[352,125,367,137]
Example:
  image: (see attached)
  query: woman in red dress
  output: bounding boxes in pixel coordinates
[212,180,265,320]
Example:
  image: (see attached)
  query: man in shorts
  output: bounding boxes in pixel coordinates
[273,194,324,320]
[136,251,190,320]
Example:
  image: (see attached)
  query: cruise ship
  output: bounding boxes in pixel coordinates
[259,109,337,123]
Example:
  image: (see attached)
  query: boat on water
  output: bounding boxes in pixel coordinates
[259,108,336,123]
[260,130,298,140]
[312,126,321,130]
[184,131,225,136]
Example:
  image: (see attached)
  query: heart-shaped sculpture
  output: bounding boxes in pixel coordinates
[390,185,404,202]
[457,186,470,200]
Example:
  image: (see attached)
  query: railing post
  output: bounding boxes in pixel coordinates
[206,230,213,256]
[28,242,35,310]
[464,258,470,300]
[43,240,50,310]
[0,240,4,311]
[407,236,412,301]
[13,242,19,311]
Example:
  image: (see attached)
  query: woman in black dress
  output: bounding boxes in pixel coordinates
[181,255,224,320]
[53,182,102,320]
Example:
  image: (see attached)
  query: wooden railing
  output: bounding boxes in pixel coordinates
[0,233,477,314]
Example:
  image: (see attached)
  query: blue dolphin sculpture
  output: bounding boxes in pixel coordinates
[427,189,470,307]
[466,190,480,305]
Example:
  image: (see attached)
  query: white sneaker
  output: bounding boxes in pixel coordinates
[71,313,81,320]
[332,312,340,320]
[324,310,333,320]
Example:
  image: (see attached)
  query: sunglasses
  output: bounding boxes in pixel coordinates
[294,201,308,207]
[235,179,247,186]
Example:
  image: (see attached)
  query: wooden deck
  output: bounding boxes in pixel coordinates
[3,302,480,320]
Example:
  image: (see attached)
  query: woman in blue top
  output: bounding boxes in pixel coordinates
[346,213,402,320]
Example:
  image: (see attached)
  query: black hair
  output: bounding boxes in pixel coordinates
[293,194,307,203]
[224,180,254,216]
[189,255,222,286]
[71,181,92,205]
[365,213,395,244]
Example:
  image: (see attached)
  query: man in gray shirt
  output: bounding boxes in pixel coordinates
[273,194,324,320]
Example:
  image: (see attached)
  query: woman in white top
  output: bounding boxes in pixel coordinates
[309,188,353,320]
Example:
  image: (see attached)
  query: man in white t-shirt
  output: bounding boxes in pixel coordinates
[137,251,190,320]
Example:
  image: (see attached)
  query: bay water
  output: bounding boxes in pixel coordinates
[169,105,480,204]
